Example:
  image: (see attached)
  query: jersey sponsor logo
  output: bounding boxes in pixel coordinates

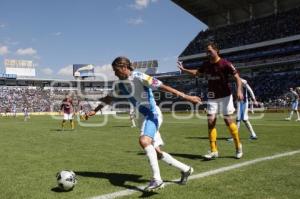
[151,78,160,87]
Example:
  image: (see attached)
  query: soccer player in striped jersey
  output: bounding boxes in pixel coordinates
[285,87,300,121]
[87,56,201,191]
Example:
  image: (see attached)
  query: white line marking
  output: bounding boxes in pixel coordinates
[88,150,300,199]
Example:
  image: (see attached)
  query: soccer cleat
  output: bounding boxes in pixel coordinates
[179,167,194,185]
[144,179,165,192]
[249,135,258,140]
[204,151,219,160]
[236,144,243,159]
[227,137,233,142]
[285,117,291,121]
[295,118,300,121]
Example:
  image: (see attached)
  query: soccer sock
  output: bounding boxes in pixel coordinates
[289,111,293,119]
[62,120,66,128]
[131,119,136,127]
[144,145,162,181]
[244,120,256,137]
[161,152,189,172]
[70,120,75,129]
[236,120,241,129]
[228,123,241,150]
[209,128,218,152]
[296,111,300,119]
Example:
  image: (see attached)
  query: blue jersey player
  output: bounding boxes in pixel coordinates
[87,56,201,191]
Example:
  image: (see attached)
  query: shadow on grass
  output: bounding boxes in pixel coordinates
[126,150,204,160]
[76,171,161,197]
[49,128,75,132]
[185,136,230,140]
[77,171,147,190]
[169,152,204,160]
[50,186,73,193]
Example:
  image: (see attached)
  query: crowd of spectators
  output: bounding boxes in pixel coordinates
[0,87,95,113]
[181,7,300,56]
[0,87,51,113]
[1,70,299,113]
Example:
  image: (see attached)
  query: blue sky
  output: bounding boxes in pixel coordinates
[0,0,207,79]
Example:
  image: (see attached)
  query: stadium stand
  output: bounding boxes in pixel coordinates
[1,0,300,113]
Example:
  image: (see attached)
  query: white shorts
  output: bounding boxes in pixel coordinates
[207,95,235,115]
[63,113,73,120]
[291,101,299,111]
[138,105,164,148]
[236,101,248,121]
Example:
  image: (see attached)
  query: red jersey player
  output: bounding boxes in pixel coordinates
[178,42,244,160]
[60,96,75,130]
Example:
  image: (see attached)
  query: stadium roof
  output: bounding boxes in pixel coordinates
[172,0,300,28]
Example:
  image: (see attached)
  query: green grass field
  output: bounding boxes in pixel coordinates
[0,113,299,199]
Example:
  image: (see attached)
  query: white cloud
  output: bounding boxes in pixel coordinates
[57,64,73,77]
[0,45,9,55]
[94,64,118,81]
[0,23,6,28]
[41,67,53,75]
[53,32,62,36]
[130,0,157,10]
[127,17,144,25]
[16,47,37,56]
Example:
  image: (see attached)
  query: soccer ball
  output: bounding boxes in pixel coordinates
[56,170,77,191]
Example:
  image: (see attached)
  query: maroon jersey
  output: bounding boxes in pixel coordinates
[198,58,237,99]
[61,98,73,114]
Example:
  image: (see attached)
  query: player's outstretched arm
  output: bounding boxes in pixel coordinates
[86,95,113,118]
[159,84,201,104]
[177,61,199,76]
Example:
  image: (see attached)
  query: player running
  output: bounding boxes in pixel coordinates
[87,56,201,192]
[60,96,75,130]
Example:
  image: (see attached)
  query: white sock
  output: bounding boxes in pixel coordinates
[289,111,294,119]
[244,120,256,137]
[237,121,241,129]
[144,145,161,181]
[296,111,300,119]
[161,152,189,172]
[131,119,136,127]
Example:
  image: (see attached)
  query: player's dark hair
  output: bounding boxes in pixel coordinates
[112,56,134,71]
[206,41,220,54]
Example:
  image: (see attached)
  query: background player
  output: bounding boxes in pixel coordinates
[129,109,136,128]
[60,96,75,130]
[12,103,17,118]
[285,87,300,121]
[23,106,30,122]
[228,78,258,141]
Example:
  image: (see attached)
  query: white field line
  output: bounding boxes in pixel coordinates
[88,150,300,199]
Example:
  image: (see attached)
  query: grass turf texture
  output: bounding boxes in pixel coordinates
[0,113,299,199]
